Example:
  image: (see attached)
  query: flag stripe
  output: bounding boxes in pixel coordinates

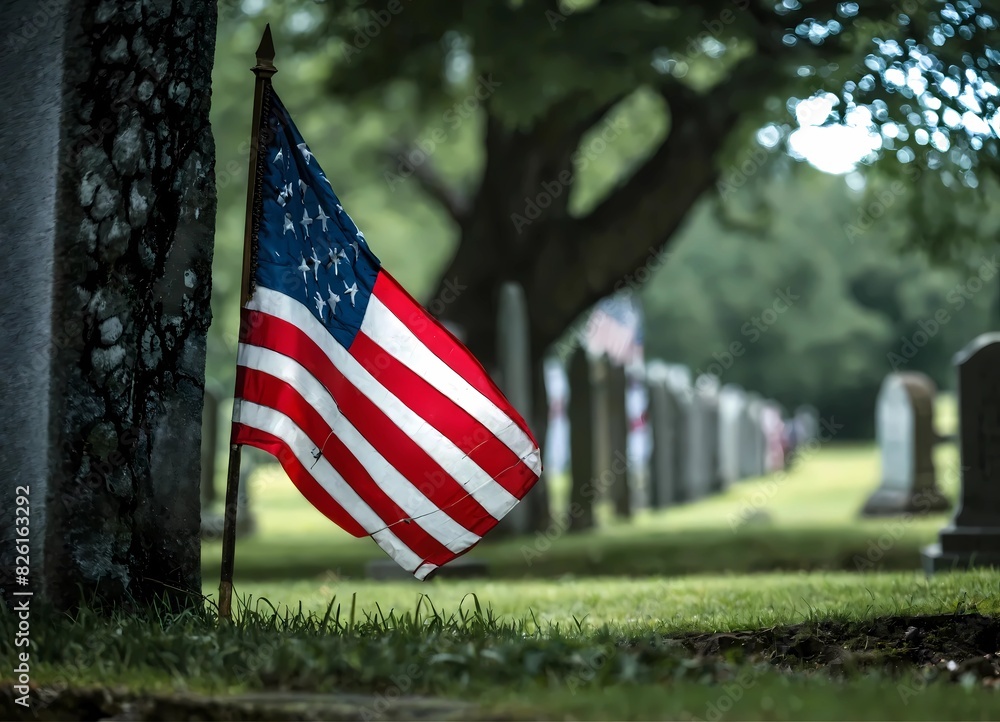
[242,291,521,523]
[237,355,480,553]
[350,332,538,500]
[233,416,368,537]
[233,419,458,572]
[372,272,514,415]
[233,402,424,572]
[362,290,542,476]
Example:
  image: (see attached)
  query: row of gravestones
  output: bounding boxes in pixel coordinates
[565,348,818,528]
[862,334,1000,572]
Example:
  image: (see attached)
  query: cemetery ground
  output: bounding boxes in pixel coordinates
[6,404,1000,720]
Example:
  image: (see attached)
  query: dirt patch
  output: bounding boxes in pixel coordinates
[670,613,1000,679]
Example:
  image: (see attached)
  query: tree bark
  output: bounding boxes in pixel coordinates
[43,0,217,611]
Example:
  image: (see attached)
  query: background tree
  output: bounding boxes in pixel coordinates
[285,0,1000,373]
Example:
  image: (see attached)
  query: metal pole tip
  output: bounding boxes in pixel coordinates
[255,23,276,70]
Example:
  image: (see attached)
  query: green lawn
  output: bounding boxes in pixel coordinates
[203,424,963,587]
[8,401,998,720]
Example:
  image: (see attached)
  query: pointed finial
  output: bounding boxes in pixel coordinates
[253,23,277,76]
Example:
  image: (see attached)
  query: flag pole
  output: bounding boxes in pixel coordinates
[218,23,277,623]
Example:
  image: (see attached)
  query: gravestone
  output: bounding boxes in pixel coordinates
[645,362,679,509]
[567,348,596,531]
[862,372,950,517]
[688,376,722,498]
[794,405,820,443]
[761,401,786,473]
[493,282,533,537]
[739,394,767,479]
[663,366,694,502]
[923,335,1000,571]
[607,362,632,519]
[717,385,747,488]
[0,0,217,610]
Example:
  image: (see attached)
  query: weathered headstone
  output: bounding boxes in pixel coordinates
[607,362,631,518]
[761,401,786,474]
[646,362,681,508]
[687,376,721,498]
[567,348,596,531]
[739,394,767,479]
[794,405,820,443]
[0,0,217,610]
[493,282,533,537]
[862,372,950,517]
[923,335,1000,572]
[663,366,694,502]
[718,385,747,488]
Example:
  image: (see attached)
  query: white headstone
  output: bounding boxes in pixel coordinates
[718,385,747,487]
[863,372,950,517]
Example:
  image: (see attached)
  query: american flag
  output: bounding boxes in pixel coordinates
[232,89,542,579]
[582,293,644,366]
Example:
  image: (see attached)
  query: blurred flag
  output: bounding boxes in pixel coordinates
[232,89,541,579]
[582,293,644,366]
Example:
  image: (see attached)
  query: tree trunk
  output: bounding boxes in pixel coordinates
[45,0,217,611]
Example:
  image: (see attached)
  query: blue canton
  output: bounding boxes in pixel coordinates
[254,89,381,349]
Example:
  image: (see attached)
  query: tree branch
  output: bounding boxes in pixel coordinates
[386,143,470,223]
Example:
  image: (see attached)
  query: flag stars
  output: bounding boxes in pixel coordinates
[327,285,341,316]
[301,208,313,238]
[274,148,283,164]
[316,206,330,232]
[313,291,326,320]
[277,182,293,206]
[299,179,309,202]
[327,247,345,275]
[310,247,322,281]
[298,254,310,286]
[298,143,314,164]
[350,240,360,261]
[344,281,359,307]
[284,213,296,237]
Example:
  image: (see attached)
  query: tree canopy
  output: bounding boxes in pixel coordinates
[206,0,1000,432]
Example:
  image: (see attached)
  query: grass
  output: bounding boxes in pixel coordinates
[203,427,963,584]
[5,569,1000,720]
[8,397,999,719]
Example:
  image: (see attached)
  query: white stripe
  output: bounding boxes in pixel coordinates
[247,287,533,512]
[235,401,423,573]
[362,293,542,476]
[238,343,481,552]
[414,563,437,581]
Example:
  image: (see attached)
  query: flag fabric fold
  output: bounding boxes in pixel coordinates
[232,88,541,579]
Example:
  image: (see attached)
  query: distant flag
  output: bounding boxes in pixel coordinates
[582,292,644,367]
[232,87,541,579]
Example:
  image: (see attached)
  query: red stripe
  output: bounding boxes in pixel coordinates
[350,332,538,500]
[235,367,459,568]
[231,424,367,538]
[371,271,538,446]
[240,309,502,536]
